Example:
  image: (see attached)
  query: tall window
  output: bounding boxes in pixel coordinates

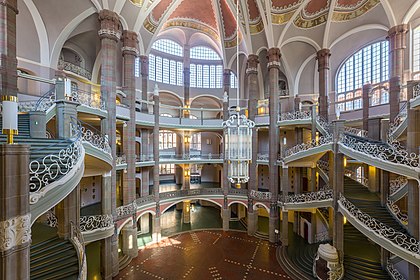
[152,39,183,57]
[230,72,238,89]
[149,54,183,86]
[190,64,223,88]
[190,46,221,60]
[159,164,175,174]
[191,133,201,150]
[336,41,389,112]
[413,27,420,78]
[159,130,177,150]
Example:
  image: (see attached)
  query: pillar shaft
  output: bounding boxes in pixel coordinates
[268,48,280,199]
[183,45,191,117]
[122,30,139,205]
[0,0,18,98]
[389,76,401,122]
[387,24,408,79]
[0,144,31,280]
[140,55,149,112]
[317,49,331,120]
[153,92,160,199]
[247,54,259,193]
[223,69,230,195]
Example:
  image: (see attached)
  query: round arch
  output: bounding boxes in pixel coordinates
[228,201,248,209]
[161,198,222,214]
[253,202,270,213]
[136,210,156,222]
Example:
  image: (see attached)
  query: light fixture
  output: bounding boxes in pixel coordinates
[2,96,18,144]
[315,131,319,144]
[123,121,127,127]
[184,135,190,144]
[64,78,72,100]
[222,1,255,188]
[336,106,341,120]
[343,157,347,168]
[184,169,190,177]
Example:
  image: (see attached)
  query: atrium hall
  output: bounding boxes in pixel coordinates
[1,0,420,279]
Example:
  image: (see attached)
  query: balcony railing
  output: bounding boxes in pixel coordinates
[59,59,92,80]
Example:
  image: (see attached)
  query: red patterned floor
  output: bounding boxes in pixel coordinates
[116,230,291,280]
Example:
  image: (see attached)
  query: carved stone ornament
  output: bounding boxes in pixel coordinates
[0,213,31,252]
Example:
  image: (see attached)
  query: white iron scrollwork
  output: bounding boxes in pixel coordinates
[386,199,408,227]
[116,201,137,218]
[386,259,406,280]
[284,134,333,158]
[284,189,333,204]
[278,110,311,122]
[250,190,272,201]
[79,214,114,233]
[390,176,408,196]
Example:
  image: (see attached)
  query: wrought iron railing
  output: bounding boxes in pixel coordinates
[343,126,368,137]
[159,188,224,199]
[59,59,92,80]
[413,83,420,99]
[79,214,113,233]
[70,222,87,280]
[29,119,83,204]
[70,89,105,110]
[249,190,272,201]
[386,198,408,227]
[314,230,331,243]
[283,189,333,204]
[390,176,408,196]
[278,110,311,122]
[340,134,419,169]
[257,153,269,161]
[316,115,332,135]
[78,119,111,155]
[17,88,56,112]
[116,154,127,164]
[388,102,408,141]
[339,194,419,255]
[46,210,58,228]
[116,201,137,218]
[386,259,406,280]
[284,135,333,158]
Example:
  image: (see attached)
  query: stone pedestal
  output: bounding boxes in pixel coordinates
[29,111,47,138]
[222,208,230,231]
[182,201,191,224]
[55,100,78,139]
[0,144,31,280]
[314,244,342,280]
[247,210,257,236]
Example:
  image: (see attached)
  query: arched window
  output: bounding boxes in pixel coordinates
[230,72,238,89]
[191,133,201,151]
[190,64,223,88]
[190,46,221,60]
[336,41,389,112]
[159,130,177,150]
[149,54,183,86]
[152,39,183,57]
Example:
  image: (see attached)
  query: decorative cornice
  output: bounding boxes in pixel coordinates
[121,46,139,57]
[98,29,122,42]
[98,10,122,41]
[0,213,31,252]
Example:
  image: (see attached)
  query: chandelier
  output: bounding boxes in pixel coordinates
[222,1,255,187]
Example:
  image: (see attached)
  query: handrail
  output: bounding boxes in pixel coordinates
[70,89,106,110]
[386,198,408,228]
[283,188,333,204]
[386,259,407,280]
[249,190,272,201]
[59,59,92,80]
[343,126,368,137]
[316,115,332,135]
[388,102,408,140]
[390,176,408,196]
[413,83,420,99]
[339,194,419,256]
[116,200,137,218]
[314,230,331,243]
[78,119,111,154]
[159,153,223,160]
[70,221,87,280]
[159,188,224,199]
[283,134,332,158]
[34,88,56,111]
[344,169,369,188]
[29,118,83,198]
[278,110,311,122]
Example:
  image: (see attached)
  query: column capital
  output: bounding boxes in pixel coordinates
[0,0,18,14]
[246,54,259,74]
[121,30,139,56]
[317,48,331,71]
[267,47,281,69]
[387,24,409,38]
[98,9,122,42]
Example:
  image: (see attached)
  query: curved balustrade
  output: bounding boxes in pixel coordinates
[79,119,111,155]
[278,110,311,122]
[228,188,249,196]
[386,260,406,280]
[18,88,56,113]
[29,120,84,204]
[159,188,224,200]
[59,59,92,80]
[283,189,333,204]
[343,126,368,137]
[390,176,408,201]
[160,153,223,161]
[80,214,114,233]
[339,134,420,179]
[338,194,420,266]
[344,169,369,188]
[116,201,137,218]
[388,103,408,141]
[316,115,331,136]
[249,190,272,201]
[18,100,37,112]
[314,230,331,243]
[284,135,333,158]
[70,89,105,111]
[70,221,87,280]
[386,199,408,228]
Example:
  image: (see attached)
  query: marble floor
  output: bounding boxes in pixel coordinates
[116,230,291,280]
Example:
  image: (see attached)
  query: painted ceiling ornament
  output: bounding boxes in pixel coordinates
[271,0,304,25]
[332,0,381,22]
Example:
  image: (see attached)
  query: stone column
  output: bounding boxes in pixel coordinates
[367,117,381,193]
[281,165,289,245]
[317,49,331,121]
[267,48,280,243]
[0,144,31,280]
[98,10,121,279]
[182,164,190,190]
[332,120,345,261]
[247,54,259,194]
[389,76,401,122]
[0,0,18,99]
[140,55,149,112]
[183,45,191,118]
[141,129,150,196]
[222,70,230,195]
[387,24,408,80]
[406,80,420,280]
[121,30,139,205]
[152,87,161,241]
[362,84,372,131]
[121,221,138,258]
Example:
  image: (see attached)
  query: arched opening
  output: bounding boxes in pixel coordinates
[254,204,269,237]
[228,202,248,231]
[160,199,222,236]
[137,212,154,247]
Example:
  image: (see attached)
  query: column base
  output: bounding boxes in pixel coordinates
[247,211,257,236]
[222,208,230,231]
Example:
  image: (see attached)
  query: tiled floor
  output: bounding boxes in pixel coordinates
[117,230,291,280]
